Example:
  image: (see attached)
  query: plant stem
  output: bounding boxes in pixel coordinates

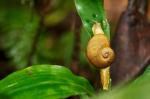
[28,21,43,66]
[100,67,110,91]
[70,11,82,74]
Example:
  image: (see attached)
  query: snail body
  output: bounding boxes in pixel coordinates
[86,23,115,69]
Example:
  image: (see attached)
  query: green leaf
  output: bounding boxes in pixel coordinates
[0,93,11,99]
[0,65,94,99]
[95,65,150,99]
[75,0,110,39]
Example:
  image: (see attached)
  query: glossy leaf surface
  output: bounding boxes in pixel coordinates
[75,0,110,39]
[0,65,94,99]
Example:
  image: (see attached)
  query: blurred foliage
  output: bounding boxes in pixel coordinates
[0,65,94,99]
[0,0,76,69]
[33,31,74,66]
[92,65,150,99]
[44,0,74,26]
[0,1,39,68]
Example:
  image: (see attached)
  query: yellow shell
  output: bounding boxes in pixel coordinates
[86,34,115,68]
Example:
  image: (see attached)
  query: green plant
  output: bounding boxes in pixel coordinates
[0,0,150,99]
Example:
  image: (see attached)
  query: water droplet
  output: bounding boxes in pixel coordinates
[92,14,98,18]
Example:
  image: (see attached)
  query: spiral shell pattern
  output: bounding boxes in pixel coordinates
[87,34,115,68]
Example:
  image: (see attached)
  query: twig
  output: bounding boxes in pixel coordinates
[27,21,43,66]
[70,11,82,74]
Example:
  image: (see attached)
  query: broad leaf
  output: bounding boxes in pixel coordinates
[0,65,94,99]
[75,0,110,39]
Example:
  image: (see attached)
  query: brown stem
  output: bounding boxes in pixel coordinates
[27,0,52,66]
[34,0,52,16]
[27,21,44,66]
[70,11,82,74]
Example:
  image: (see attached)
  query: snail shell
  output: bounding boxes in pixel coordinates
[87,34,115,68]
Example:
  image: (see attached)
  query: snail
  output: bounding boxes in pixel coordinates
[86,23,115,69]
[86,22,115,90]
